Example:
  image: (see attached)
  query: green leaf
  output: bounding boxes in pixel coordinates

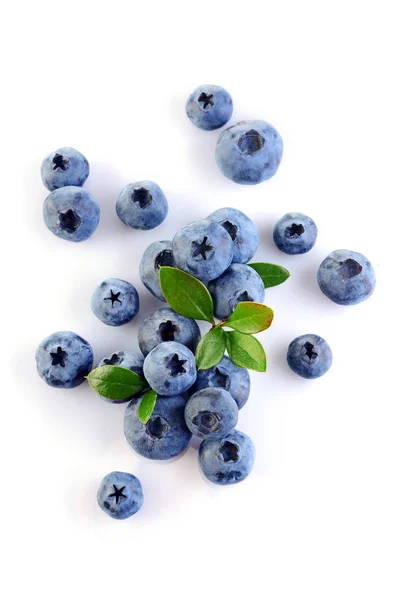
[225,331,267,372]
[138,389,158,424]
[248,262,290,288]
[159,267,215,323]
[86,366,147,400]
[196,328,226,370]
[224,302,274,334]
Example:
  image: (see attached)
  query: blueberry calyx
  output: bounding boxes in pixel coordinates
[158,320,178,342]
[192,411,221,435]
[132,187,153,209]
[165,353,187,376]
[302,342,318,363]
[221,220,238,241]
[210,367,229,389]
[155,249,174,270]
[198,92,214,109]
[50,346,68,367]
[103,353,121,365]
[339,258,363,278]
[108,484,127,504]
[104,290,122,307]
[219,441,239,463]
[238,129,265,155]
[52,153,69,171]
[147,416,169,439]
[191,236,214,260]
[285,223,305,238]
[59,209,81,233]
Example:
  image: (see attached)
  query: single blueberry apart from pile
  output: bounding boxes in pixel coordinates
[143,341,197,396]
[215,120,283,185]
[192,355,250,410]
[97,471,143,520]
[317,249,376,305]
[199,429,255,485]
[287,333,333,379]
[41,147,89,191]
[124,394,192,460]
[273,212,318,254]
[43,186,100,242]
[35,331,93,388]
[138,307,201,357]
[185,388,238,440]
[186,84,233,131]
[208,263,265,319]
[139,240,176,302]
[91,278,139,326]
[207,207,258,264]
[116,181,168,230]
[96,351,145,403]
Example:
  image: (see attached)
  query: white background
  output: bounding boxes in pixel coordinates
[2,1,399,598]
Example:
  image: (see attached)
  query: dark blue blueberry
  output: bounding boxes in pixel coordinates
[186,84,233,131]
[116,181,168,230]
[97,471,143,520]
[139,240,176,302]
[124,394,192,460]
[287,334,333,379]
[199,429,255,485]
[41,147,89,191]
[273,212,318,254]
[317,249,376,305]
[207,207,258,264]
[35,331,93,389]
[138,308,200,357]
[43,186,100,242]
[185,388,238,440]
[215,120,283,185]
[208,263,265,319]
[97,351,145,403]
[143,341,197,396]
[193,355,250,410]
[91,278,139,326]
[172,219,233,282]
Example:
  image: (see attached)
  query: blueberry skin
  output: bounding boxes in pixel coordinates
[208,263,265,320]
[186,84,233,131]
[91,278,139,326]
[138,308,201,357]
[97,471,143,520]
[199,429,255,485]
[124,394,192,460]
[97,351,145,404]
[193,355,250,410]
[143,341,197,396]
[317,249,376,305]
[273,212,318,255]
[139,240,175,302]
[35,331,93,389]
[172,219,233,283]
[185,388,238,440]
[116,181,168,230]
[287,334,333,379]
[207,207,258,264]
[41,147,89,192]
[215,120,283,185]
[43,186,100,242]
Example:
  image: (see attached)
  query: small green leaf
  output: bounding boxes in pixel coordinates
[248,262,290,288]
[86,366,147,400]
[138,389,158,424]
[159,267,215,323]
[224,302,274,334]
[196,328,226,370]
[225,331,267,372]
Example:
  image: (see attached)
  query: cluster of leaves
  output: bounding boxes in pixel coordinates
[87,263,289,423]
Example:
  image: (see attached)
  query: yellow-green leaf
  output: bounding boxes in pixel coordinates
[225,331,267,372]
[224,302,274,334]
[159,267,215,323]
[248,262,290,288]
[196,328,226,370]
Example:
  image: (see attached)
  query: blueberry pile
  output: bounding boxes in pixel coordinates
[35,85,377,520]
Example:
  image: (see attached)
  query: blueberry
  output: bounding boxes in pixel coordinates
[35,331,93,388]
[91,278,139,326]
[199,429,255,485]
[97,351,145,403]
[192,355,250,410]
[143,341,196,396]
[215,120,283,185]
[172,219,233,282]
[41,147,89,191]
[185,388,238,440]
[317,249,376,305]
[97,471,143,520]
[208,263,265,320]
[273,212,318,254]
[139,240,176,302]
[186,84,233,131]
[207,207,258,264]
[116,181,168,230]
[124,394,192,460]
[43,186,100,242]
[138,308,201,357]
[287,334,333,379]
